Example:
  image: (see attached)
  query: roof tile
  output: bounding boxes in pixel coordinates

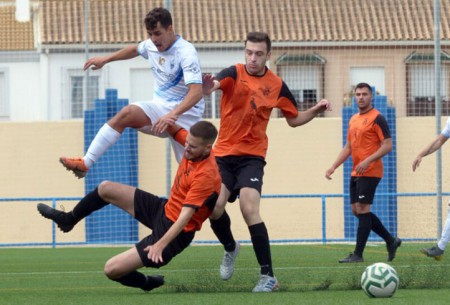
[2,0,450,50]
[0,4,34,50]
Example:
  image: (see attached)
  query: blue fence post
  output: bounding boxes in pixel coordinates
[321,195,327,244]
[83,89,139,244]
[51,198,57,248]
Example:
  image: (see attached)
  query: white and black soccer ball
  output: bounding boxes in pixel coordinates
[360,262,399,298]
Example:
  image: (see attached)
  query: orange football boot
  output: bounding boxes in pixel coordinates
[59,157,89,178]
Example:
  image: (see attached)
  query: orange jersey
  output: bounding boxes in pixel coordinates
[348,108,391,178]
[165,129,221,232]
[214,64,298,158]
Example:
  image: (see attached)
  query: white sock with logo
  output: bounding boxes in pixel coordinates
[437,207,450,251]
[84,123,121,168]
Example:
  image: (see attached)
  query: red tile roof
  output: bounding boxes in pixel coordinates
[1,0,450,50]
[0,1,34,50]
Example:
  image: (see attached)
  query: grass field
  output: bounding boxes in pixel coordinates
[1,242,450,305]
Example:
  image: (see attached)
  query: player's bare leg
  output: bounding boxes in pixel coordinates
[60,105,151,178]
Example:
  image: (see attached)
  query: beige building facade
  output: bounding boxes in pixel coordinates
[1,117,449,246]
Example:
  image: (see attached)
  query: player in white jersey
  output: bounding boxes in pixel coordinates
[412,117,450,260]
[60,7,204,178]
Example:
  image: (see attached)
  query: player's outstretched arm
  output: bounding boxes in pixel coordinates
[83,44,139,70]
[412,134,448,172]
[202,74,220,95]
[286,99,332,127]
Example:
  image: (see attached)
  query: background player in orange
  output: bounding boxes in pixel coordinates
[203,32,331,292]
[325,82,401,263]
[37,121,221,292]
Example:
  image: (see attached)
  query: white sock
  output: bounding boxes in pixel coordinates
[84,123,121,168]
[437,208,450,251]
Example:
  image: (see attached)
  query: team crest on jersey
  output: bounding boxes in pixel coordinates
[259,86,270,96]
[159,57,166,65]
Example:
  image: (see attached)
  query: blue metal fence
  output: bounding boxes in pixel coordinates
[1,192,445,248]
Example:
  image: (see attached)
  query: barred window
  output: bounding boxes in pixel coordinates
[406,52,450,116]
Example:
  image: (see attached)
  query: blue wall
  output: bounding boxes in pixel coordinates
[342,88,398,240]
[83,89,139,243]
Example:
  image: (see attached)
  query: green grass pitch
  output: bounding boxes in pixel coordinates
[1,243,450,305]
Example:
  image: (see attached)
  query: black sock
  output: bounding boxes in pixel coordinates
[210,211,236,252]
[72,187,109,222]
[370,212,394,244]
[354,213,372,257]
[112,271,147,289]
[249,222,273,277]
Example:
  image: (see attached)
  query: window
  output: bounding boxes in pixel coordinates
[276,54,325,116]
[63,69,102,119]
[407,64,449,116]
[0,68,9,120]
[350,67,385,95]
[406,52,450,116]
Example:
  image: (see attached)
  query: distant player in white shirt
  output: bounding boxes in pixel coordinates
[412,117,450,260]
[60,7,204,178]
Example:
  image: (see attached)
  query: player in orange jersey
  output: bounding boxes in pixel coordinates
[203,32,331,292]
[325,82,401,263]
[37,121,221,292]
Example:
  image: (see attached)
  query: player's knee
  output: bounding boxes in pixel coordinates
[241,208,260,224]
[110,105,135,127]
[104,257,130,280]
[210,201,226,220]
[98,180,113,198]
[209,207,223,221]
[104,258,119,280]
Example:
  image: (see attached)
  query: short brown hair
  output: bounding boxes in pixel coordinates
[144,7,172,30]
[245,32,271,53]
[355,82,373,93]
[189,121,218,144]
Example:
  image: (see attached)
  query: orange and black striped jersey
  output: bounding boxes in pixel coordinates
[164,129,221,232]
[348,108,391,178]
[213,64,298,159]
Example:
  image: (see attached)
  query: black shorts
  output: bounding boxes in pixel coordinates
[216,155,266,203]
[349,176,381,204]
[133,188,194,268]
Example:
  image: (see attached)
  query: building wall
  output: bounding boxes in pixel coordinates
[1,117,449,245]
[3,46,445,121]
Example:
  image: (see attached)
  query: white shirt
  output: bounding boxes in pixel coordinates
[441,117,450,138]
[138,35,204,108]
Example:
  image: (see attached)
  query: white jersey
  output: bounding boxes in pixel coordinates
[137,35,204,111]
[442,117,450,138]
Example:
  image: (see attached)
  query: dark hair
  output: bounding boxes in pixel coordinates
[245,32,271,53]
[144,7,172,30]
[189,121,218,144]
[355,82,372,93]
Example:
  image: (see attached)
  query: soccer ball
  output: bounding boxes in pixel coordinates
[360,262,399,298]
